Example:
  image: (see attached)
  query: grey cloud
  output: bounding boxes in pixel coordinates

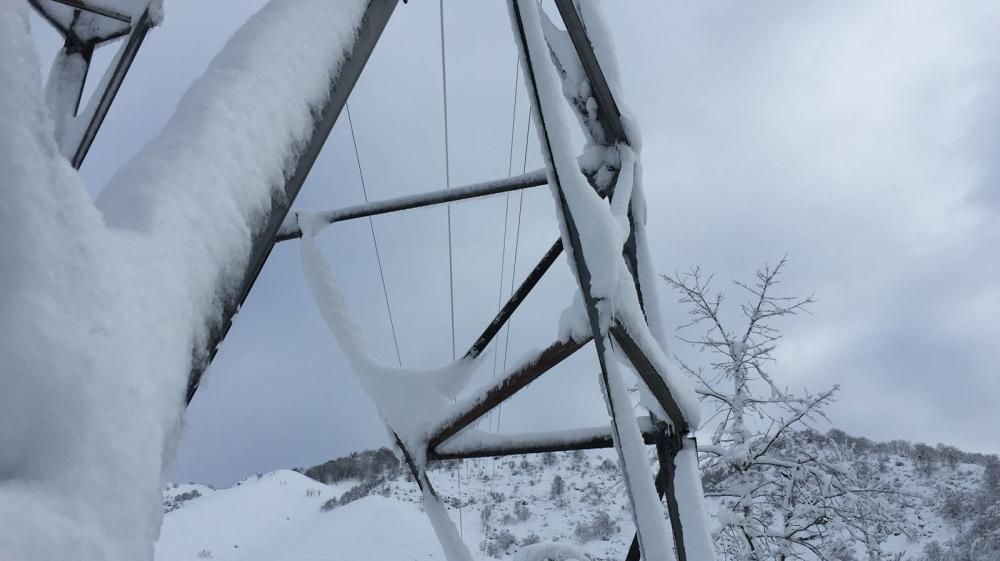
[30,1,1000,486]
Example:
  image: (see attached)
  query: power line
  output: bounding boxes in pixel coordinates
[495,109,533,433]
[489,58,522,433]
[438,0,462,537]
[345,103,402,367]
[439,0,456,364]
[483,59,525,558]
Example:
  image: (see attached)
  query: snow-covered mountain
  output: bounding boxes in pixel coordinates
[156,432,998,561]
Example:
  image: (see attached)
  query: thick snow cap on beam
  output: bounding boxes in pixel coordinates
[508,1,679,558]
[512,0,700,429]
[1,1,371,560]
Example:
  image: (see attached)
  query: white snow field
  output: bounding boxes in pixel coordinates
[155,447,984,561]
[157,471,447,561]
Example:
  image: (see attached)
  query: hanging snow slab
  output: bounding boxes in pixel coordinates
[298,218,483,465]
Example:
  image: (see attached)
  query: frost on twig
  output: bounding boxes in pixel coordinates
[664,257,914,561]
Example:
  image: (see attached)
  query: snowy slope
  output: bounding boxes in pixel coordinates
[157,439,994,561]
[157,470,445,561]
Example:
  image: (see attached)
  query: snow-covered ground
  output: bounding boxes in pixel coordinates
[158,470,445,560]
[157,444,988,561]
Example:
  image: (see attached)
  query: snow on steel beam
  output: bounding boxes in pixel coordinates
[543,12,691,554]
[47,0,132,23]
[277,168,548,241]
[511,2,676,559]
[66,9,153,168]
[625,432,695,561]
[610,323,689,433]
[551,0,628,145]
[45,39,94,146]
[187,0,398,404]
[428,336,590,452]
[463,163,618,359]
[429,418,656,461]
[396,437,475,560]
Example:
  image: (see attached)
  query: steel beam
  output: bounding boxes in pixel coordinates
[47,39,94,141]
[552,4,697,557]
[276,168,548,242]
[187,0,399,404]
[625,429,691,561]
[429,419,656,461]
[610,323,689,433]
[509,3,666,559]
[552,0,628,144]
[656,425,688,561]
[68,9,153,169]
[48,0,132,23]
[428,337,589,452]
[464,238,563,358]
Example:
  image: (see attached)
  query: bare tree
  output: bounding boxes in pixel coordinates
[664,257,912,561]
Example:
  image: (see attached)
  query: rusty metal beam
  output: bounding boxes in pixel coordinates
[48,0,131,23]
[465,238,563,359]
[429,420,656,461]
[428,337,589,452]
[610,323,689,433]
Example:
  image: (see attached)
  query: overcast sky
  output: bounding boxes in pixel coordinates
[30,0,999,487]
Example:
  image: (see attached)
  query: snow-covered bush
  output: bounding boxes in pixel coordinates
[914,443,940,477]
[550,475,565,498]
[480,503,494,530]
[513,502,532,522]
[484,529,518,558]
[574,511,619,542]
[983,461,1000,496]
[164,489,202,513]
[927,461,1000,561]
[304,447,399,484]
[520,532,542,546]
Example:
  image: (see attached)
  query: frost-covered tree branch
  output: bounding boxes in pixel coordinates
[664,258,914,561]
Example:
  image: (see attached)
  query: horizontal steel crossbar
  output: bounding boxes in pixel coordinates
[429,418,656,460]
[276,168,548,241]
[48,0,131,23]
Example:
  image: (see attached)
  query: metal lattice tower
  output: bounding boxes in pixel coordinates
[31,1,712,560]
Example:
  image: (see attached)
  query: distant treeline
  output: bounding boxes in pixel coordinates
[819,428,999,467]
[298,429,997,488]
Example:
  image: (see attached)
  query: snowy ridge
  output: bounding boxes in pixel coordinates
[158,433,996,561]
